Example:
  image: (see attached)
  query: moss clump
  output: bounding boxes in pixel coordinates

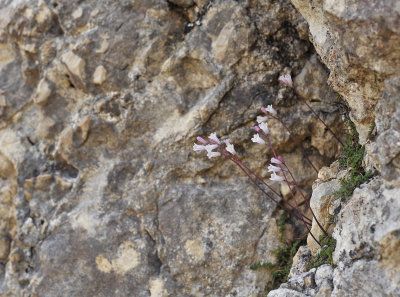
[336,119,374,199]
[307,236,336,270]
[250,213,304,294]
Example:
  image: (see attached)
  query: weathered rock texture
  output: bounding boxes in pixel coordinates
[268,1,400,297]
[0,0,344,296]
[0,0,398,296]
[290,0,400,143]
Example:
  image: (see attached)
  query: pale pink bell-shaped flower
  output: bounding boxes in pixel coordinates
[266,105,277,115]
[193,143,207,151]
[225,140,236,155]
[261,105,277,115]
[207,151,221,159]
[196,136,208,144]
[257,115,268,123]
[270,172,284,182]
[209,132,221,144]
[267,164,281,173]
[205,144,219,152]
[278,74,293,88]
[251,134,265,144]
[259,122,269,134]
[271,157,283,164]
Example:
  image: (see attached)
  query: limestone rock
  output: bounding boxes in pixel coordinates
[60,51,86,88]
[268,264,334,297]
[1,0,388,296]
[289,0,400,143]
[288,245,311,279]
[369,77,400,186]
[93,65,107,85]
[33,78,52,105]
[307,178,340,253]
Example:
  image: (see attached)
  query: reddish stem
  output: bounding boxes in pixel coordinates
[264,134,321,246]
[230,158,309,223]
[281,162,329,237]
[293,88,344,146]
[219,147,312,224]
[268,114,318,174]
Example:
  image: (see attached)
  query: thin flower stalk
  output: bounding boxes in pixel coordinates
[230,156,311,222]
[222,144,312,224]
[252,130,316,234]
[279,74,343,146]
[193,135,312,224]
[261,104,330,238]
[263,132,328,240]
[259,130,323,246]
[280,161,329,237]
[228,155,312,224]
[265,113,318,174]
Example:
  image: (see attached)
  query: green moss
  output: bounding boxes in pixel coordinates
[278,212,289,236]
[307,236,336,270]
[336,119,374,200]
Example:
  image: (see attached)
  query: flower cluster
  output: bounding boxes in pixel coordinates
[251,104,277,145]
[191,73,339,246]
[193,133,236,159]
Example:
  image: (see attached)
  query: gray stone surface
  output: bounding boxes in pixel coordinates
[290,0,400,142]
[0,0,399,296]
[288,245,311,279]
[269,1,400,296]
[0,0,343,296]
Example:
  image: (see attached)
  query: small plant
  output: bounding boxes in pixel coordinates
[278,212,289,235]
[307,235,336,270]
[193,73,351,291]
[193,74,337,246]
[336,119,374,199]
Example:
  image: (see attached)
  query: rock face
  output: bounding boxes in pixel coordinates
[290,0,400,143]
[0,0,344,296]
[0,0,398,297]
[268,1,400,297]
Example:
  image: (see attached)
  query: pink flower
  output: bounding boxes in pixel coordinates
[251,134,265,144]
[267,164,281,173]
[209,132,221,144]
[207,151,221,159]
[205,144,219,152]
[196,136,208,145]
[271,157,283,164]
[259,122,269,134]
[225,139,236,155]
[278,74,293,88]
[193,143,207,151]
[261,105,277,115]
[257,115,268,123]
[270,172,284,182]
[254,125,261,133]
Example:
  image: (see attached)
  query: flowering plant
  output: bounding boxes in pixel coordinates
[193,75,343,246]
